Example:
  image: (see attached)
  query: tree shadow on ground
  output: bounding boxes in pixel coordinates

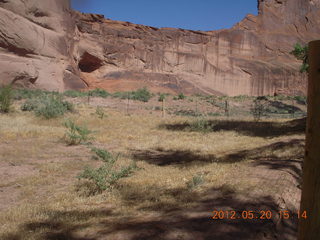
[130,139,304,170]
[266,100,304,114]
[222,138,303,177]
[4,185,298,240]
[131,148,217,167]
[160,118,306,138]
[1,209,112,240]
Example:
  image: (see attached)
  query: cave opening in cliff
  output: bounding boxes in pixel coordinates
[78,52,103,72]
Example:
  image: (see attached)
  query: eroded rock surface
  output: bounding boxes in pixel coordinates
[0,0,86,90]
[1,0,320,95]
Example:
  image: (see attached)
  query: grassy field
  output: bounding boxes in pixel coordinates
[0,91,305,240]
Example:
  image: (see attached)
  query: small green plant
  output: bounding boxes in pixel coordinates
[158,93,166,102]
[187,173,205,189]
[21,94,73,119]
[64,90,88,98]
[294,95,307,105]
[88,88,110,98]
[63,119,94,145]
[95,106,105,119]
[0,85,13,113]
[131,87,152,102]
[112,87,152,102]
[77,148,137,193]
[21,98,40,112]
[14,88,48,100]
[36,95,73,119]
[178,93,186,100]
[189,118,211,133]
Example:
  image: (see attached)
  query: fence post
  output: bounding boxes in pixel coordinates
[298,40,320,240]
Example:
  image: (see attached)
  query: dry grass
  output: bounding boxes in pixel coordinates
[0,101,305,239]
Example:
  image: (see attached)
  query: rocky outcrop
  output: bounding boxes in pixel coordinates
[1,0,320,95]
[73,0,320,96]
[0,0,86,90]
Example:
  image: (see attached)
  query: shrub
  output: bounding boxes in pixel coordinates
[178,93,186,100]
[131,87,152,102]
[187,173,205,189]
[294,96,307,105]
[35,95,74,119]
[88,88,110,98]
[158,93,166,102]
[63,119,94,145]
[21,98,40,112]
[21,94,74,119]
[77,148,137,193]
[0,85,13,113]
[189,118,211,133]
[95,106,105,119]
[14,88,48,100]
[64,90,87,98]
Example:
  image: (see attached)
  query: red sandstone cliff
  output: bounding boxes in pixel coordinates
[1,0,320,95]
[0,0,86,90]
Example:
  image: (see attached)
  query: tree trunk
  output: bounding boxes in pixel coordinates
[298,40,320,239]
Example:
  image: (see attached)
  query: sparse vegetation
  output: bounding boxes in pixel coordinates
[112,87,152,102]
[158,93,166,102]
[189,118,211,133]
[63,119,94,145]
[89,88,110,98]
[21,94,74,119]
[186,173,205,189]
[0,85,13,113]
[63,90,88,98]
[130,87,152,102]
[77,148,137,193]
[173,93,186,100]
[0,88,307,239]
[95,106,106,119]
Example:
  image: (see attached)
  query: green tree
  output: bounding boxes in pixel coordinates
[290,43,309,73]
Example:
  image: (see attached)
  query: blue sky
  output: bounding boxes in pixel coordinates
[71,0,258,31]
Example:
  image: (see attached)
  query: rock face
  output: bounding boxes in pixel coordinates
[1,0,320,95]
[0,0,86,90]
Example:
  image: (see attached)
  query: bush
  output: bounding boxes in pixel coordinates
[112,87,153,102]
[77,148,137,193]
[187,173,205,189]
[64,90,88,98]
[189,118,211,133]
[95,106,105,119]
[63,119,94,145]
[158,93,166,102]
[131,87,152,102]
[35,95,73,119]
[14,88,53,100]
[88,88,110,98]
[21,98,40,112]
[0,85,13,113]
[294,96,307,105]
[21,94,74,119]
[178,93,186,100]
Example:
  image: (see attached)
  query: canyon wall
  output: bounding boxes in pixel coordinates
[0,0,86,90]
[1,0,320,95]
